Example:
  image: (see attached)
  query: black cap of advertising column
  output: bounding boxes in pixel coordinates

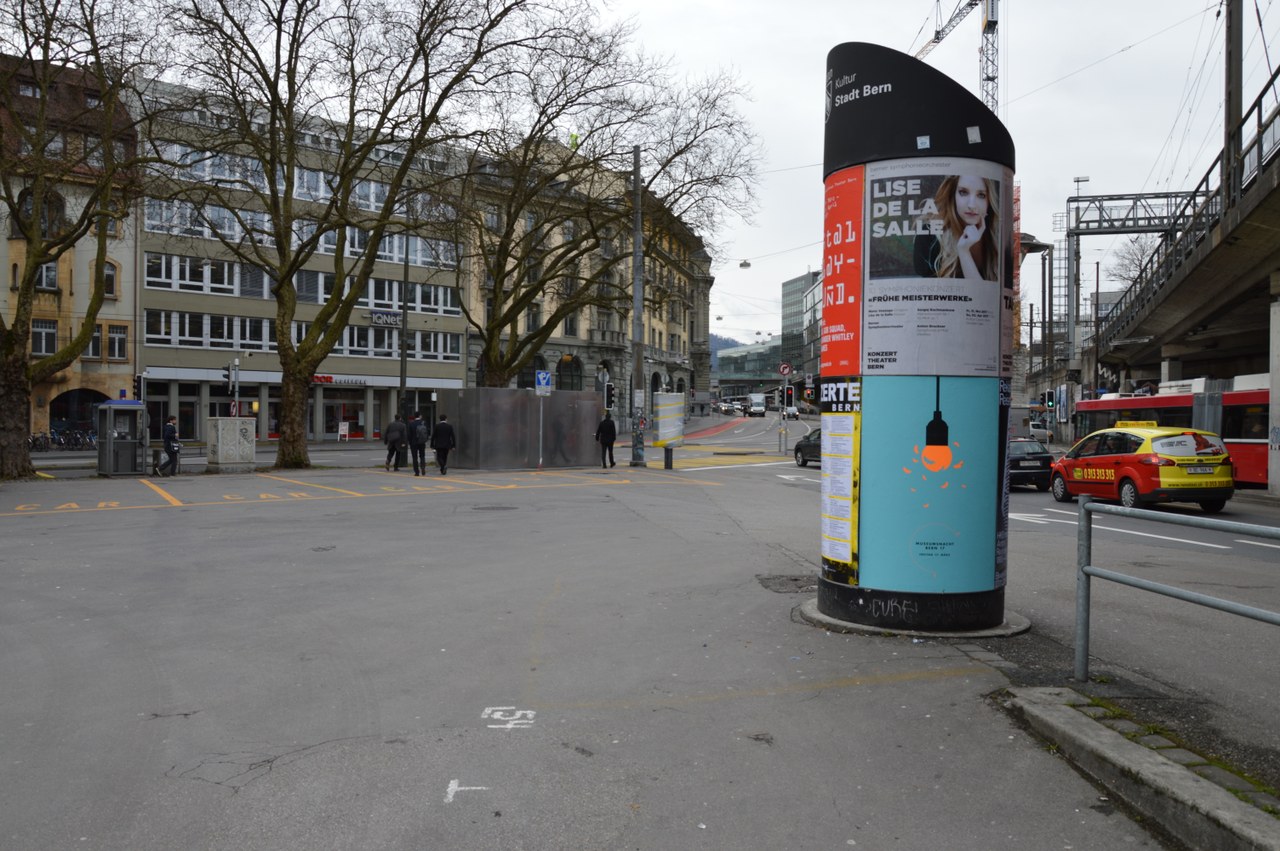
[824,42,1014,178]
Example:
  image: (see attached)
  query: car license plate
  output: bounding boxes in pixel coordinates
[1018,461,1041,468]
[1186,466,1214,474]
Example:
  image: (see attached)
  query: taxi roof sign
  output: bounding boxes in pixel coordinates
[1114,420,1158,428]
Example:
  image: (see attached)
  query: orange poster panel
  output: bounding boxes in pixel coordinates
[821,166,864,375]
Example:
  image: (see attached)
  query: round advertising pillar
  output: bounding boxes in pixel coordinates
[817,43,1015,631]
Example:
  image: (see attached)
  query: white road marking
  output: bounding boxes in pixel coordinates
[444,779,489,803]
[1018,508,1232,548]
[1236,539,1280,550]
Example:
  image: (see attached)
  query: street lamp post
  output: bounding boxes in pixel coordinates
[630,144,646,467]
[397,236,412,468]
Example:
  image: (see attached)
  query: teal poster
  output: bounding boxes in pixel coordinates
[858,375,1001,593]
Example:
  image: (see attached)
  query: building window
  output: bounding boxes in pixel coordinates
[556,355,584,391]
[35,262,58,290]
[107,325,127,359]
[85,91,102,109]
[525,304,541,334]
[32,319,57,355]
[86,325,102,359]
[101,261,118,297]
[17,81,37,97]
[563,312,578,337]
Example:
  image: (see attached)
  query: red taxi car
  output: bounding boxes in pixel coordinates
[1050,421,1234,513]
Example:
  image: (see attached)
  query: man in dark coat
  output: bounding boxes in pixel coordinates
[155,415,180,476]
[383,414,407,472]
[407,411,430,476]
[429,414,456,475]
[594,411,617,468]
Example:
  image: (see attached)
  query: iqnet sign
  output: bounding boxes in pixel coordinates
[819,43,1015,630]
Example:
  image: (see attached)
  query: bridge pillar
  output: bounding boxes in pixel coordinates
[1161,359,1183,384]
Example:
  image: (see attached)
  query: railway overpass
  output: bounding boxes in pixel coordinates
[1027,59,1280,494]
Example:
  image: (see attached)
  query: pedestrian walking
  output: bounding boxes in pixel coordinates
[155,415,180,477]
[594,411,617,468]
[407,411,430,476]
[383,414,407,471]
[429,414,456,475]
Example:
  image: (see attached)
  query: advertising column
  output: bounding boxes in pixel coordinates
[819,42,1015,630]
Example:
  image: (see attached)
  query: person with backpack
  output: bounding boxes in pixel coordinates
[155,415,181,477]
[408,411,430,476]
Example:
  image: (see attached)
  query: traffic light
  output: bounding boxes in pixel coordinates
[133,374,144,400]
[221,361,238,390]
[1045,393,1055,409]
[604,382,616,410]
[784,386,794,406]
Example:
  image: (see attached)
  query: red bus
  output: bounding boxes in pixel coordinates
[1073,375,1270,487]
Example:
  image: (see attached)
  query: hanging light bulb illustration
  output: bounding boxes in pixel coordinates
[920,376,953,472]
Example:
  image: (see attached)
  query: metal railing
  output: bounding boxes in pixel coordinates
[1073,495,1280,681]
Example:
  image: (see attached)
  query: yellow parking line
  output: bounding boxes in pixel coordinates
[538,664,984,711]
[256,473,366,496]
[139,478,185,506]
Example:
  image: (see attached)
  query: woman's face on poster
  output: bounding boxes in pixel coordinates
[953,175,988,227]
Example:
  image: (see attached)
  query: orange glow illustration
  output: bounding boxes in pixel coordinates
[903,378,968,506]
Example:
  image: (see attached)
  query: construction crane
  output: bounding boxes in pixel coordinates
[913,0,999,113]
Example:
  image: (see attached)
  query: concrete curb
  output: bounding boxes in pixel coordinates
[1004,687,1280,851]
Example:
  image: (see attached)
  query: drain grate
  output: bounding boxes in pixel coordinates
[757,574,818,594]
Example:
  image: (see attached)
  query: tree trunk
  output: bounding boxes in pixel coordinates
[275,370,312,468]
[0,355,36,480]
[478,350,517,388]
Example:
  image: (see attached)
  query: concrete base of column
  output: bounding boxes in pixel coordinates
[817,576,1005,631]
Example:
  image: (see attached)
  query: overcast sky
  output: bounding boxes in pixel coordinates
[603,0,1279,343]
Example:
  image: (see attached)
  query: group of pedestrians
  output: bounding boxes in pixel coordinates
[147,408,620,478]
[384,411,455,476]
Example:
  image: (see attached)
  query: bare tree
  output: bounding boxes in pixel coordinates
[0,0,162,479]
[151,0,583,467]
[1106,234,1160,287]
[452,17,760,387]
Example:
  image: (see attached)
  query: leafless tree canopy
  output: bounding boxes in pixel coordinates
[0,0,164,479]
[453,11,760,386]
[0,0,760,475]
[1106,234,1160,288]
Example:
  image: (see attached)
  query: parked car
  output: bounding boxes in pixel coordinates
[1007,437,1053,491]
[1029,420,1055,443]
[1050,421,1234,513]
[784,406,800,420]
[794,429,821,466]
